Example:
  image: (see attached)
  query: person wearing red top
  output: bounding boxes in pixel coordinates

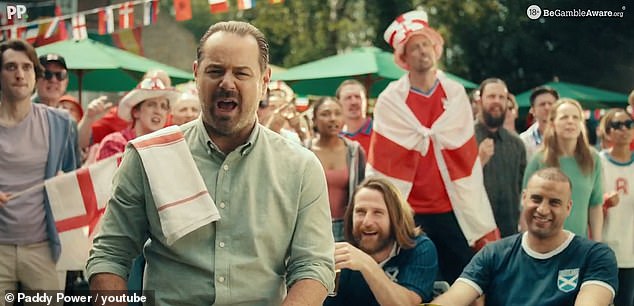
[337,79,373,154]
[367,10,498,284]
[77,69,172,150]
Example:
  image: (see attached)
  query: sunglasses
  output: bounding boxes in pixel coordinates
[43,70,68,81]
[608,120,634,130]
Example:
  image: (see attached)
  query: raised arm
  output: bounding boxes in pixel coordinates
[77,96,113,149]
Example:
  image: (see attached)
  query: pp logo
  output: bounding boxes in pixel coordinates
[6,4,27,20]
[526,4,542,20]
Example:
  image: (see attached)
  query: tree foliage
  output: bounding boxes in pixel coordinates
[171,0,633,94]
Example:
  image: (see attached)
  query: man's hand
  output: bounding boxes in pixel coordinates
[478,138,495,166]
[266,103,291,132]
[0,191,10,207]
[334,242,374,272]
[90,273,128,306]
[603,191,620,209]
[84,96,113,123]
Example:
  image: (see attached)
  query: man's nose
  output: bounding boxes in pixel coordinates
[536,201,550,214]
[219,73,237,91]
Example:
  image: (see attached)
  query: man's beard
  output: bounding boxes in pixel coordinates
[482,109,505,128]
[353,227,393,256]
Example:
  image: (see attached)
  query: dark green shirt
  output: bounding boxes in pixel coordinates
[475,122,527,237]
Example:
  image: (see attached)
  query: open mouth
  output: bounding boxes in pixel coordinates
[150,116,162,124]
[216,100,238,111]
[362,230,378,237]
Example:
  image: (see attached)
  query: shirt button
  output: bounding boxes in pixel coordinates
[219,202,225,209]
[219,241,225,248]
[223,165,229,171]
[218,276,225,283]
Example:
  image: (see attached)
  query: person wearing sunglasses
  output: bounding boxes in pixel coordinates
[33,53,69,107]
[598,108,634,306]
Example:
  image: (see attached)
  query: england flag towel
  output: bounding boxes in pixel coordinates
[367,71,498,246]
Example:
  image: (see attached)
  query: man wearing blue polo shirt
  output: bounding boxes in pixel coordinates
[325,177,438,305]
[432,167,618,306]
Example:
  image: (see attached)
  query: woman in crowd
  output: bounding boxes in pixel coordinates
[97,77,179,160]
[308,97,365,241]
[598,108,634,306]
[523,98,604,240]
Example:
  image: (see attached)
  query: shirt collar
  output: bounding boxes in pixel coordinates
[341,118,373,137]
[195,118,259,157]
[521,230,574,260]
[378,242,400,267]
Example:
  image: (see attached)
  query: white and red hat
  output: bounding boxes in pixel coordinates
[118,77,181,121]
[267,80,295,101]
[383,10,444,70]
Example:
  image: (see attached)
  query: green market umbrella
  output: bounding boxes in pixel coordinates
[36,39,193,100]
[272,46,477,98]
[516,81,629,110]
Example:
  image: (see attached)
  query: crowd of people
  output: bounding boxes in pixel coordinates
[0,8,633,306]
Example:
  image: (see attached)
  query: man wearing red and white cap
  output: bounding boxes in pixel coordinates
[366,10,499,284]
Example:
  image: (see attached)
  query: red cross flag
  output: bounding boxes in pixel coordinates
[71,14,87,41]
[45,154,122,270]
[119,2,135,29]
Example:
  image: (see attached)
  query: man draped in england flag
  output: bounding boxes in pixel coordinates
[367,10,499,283]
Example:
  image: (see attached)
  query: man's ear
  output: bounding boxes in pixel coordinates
[529,106,535,115]
[260,66,271,101]
[192,60,199,81]
[132,108,141,120]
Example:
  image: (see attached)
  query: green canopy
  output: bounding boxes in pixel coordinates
[36,39,193,98]
[271,46,477,97]
[516,81,629,110]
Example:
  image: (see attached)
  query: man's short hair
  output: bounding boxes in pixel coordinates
[196,21,269,73]
[0,39,44,89]
[343,176,421,250]
[478,78,507,97]
[335,79,366,100]
[529,86,559,107]
[530,167,572,193]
